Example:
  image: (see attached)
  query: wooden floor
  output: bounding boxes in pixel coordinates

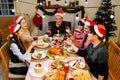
[0,59,6,80]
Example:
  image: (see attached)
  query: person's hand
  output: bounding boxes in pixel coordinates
[64,40,72,46]
[31,41,37,47]
[66,28,71,34]
[69,36,75,41]
[44,34,49,38]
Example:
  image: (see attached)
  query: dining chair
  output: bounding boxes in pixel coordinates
[0,36,25,80]
[108,39,120,80]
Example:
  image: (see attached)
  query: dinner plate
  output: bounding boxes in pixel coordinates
[67,47,76,53]
[32,52,46,59]
[69,60,86,69]
[29,67,48,77]
[36,42,49,48]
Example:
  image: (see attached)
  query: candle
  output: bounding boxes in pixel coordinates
[64,64,69,73]
[55,55,59,61]
[55,56,60,66]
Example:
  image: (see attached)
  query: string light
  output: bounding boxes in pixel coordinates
[76,14,79,20]
[85,0,88,4]
[42,13,46,18]
[110,15,114,18]
[11,9,15,12]
[64,1,67,6]
[40,2,42,6]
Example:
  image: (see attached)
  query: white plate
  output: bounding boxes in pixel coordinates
[29,67,48,77]
[36,42,49,48]
[32,52,46,59]
[67,47,76,53]
[69,60,86,69]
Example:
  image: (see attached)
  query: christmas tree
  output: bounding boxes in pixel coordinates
[94,0,117,42]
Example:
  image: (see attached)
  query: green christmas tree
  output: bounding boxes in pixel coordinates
[94,0,117,42]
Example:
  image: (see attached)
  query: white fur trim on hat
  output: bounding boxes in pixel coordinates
[14,24,21,33]
[55,13,63,17]
[85,21,90,26]
[94,25,103,38]
[16,16,24,23]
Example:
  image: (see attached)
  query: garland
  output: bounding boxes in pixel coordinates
[36,5,85,18]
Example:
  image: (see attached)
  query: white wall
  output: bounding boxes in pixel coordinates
[14,0,120,42]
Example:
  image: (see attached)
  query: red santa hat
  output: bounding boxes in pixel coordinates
[94,24,106,38]
[9,23,21,34]
[15,16,24,24]
[84,19,96,26]
[81,16,88,23]
[55,8,64,17]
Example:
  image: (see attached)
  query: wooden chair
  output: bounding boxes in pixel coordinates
[0,37,25,80]
[108,40,120,80]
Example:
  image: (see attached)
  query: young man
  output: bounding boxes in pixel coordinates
[65,24,108,80]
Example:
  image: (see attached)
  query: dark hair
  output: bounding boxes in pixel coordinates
[17,18,25,24]
[10,27,26,53]
[89,26,104,41]
[78,20,84,26]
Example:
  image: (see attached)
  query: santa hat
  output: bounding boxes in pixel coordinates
[55,8,64,17]
[94,24,106,38]
[9,23,21,35]
[81,16,88,23]
[15,16,24,24]
[84,19,96,26]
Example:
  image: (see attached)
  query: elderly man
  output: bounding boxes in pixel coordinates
[46,9,71,37]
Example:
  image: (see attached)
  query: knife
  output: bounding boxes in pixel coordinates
[72,60,78,67]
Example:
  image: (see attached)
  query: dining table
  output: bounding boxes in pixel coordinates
[25,38,97,80]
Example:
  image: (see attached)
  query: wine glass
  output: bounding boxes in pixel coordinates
[65,26,71,34]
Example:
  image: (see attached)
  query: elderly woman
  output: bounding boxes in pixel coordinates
[9,23,36,75]
[65,24,108,80]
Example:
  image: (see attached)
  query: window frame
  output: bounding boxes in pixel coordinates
[0,0,15,16]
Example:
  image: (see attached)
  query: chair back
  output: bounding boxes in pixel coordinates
[0,36,25,80]
[0,41,10,79]
[108,40,120,80]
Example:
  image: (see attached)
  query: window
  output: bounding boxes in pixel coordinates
[0,0,14,16]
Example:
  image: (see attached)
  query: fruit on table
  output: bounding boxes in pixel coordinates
[49,47,63,55]
[35,63,41,67]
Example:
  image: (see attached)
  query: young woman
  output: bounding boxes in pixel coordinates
[15,16,32,50]
[65,24,108,80]
[69,19,96,49]
[69,20,85,48]
[9,23,36,75]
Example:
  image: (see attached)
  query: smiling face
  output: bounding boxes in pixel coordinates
[20,19,28,29]
[84,25,90,34]
[78,25,84,31]
[55,16,63,27]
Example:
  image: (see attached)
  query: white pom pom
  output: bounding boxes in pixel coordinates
[10,34,13,37]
